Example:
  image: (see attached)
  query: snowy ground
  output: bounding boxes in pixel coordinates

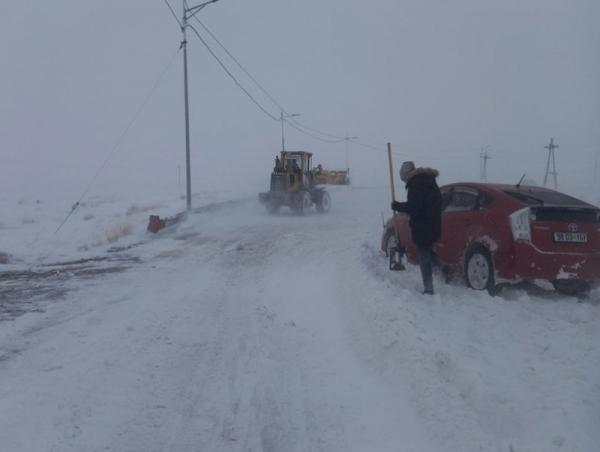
[0,186,599,452]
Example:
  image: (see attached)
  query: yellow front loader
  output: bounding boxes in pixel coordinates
[259,151,331,214]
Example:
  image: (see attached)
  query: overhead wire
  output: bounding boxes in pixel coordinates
[283,118,346,144]
[285,115,347,141]
[163,0,182,28]
[355,140,386,153]
[187,24,280,122]
[193,17,286,114]
[189,13,484,161]
[284,121,346,144]
[55,46,181,234]
[191,17,353,144]
[177,4,556,166]
[188,22,353,146]
[170,7,398,154]
[190,15,442,155]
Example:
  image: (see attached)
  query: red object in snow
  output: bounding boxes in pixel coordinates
[147,212,187,233]
[147,215,165,233]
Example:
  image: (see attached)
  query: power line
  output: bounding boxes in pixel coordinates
[185,12,586,170]
[355,140,386,153]
[286,117,346,141]
[187,17,485,160]
[193,17,286,114]
[191,17,352,144]
[188,24,356,145]
[191,17,440,155]
[163,0,182,27]
[284,120,345,144]
[56,47,181,234]
[187,24,280,121]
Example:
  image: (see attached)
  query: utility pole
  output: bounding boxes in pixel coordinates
[543,138,559,189]
[480,146,491,181]
[180,0,221,211]
[344,134,358,170]
[178,165,182,198]
[280,111,300,152]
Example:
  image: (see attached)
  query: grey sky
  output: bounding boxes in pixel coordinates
[1,0,598,199]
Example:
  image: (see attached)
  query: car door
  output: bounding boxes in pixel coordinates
[435,186,485,268]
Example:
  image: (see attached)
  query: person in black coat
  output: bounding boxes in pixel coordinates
[391,161,442,294]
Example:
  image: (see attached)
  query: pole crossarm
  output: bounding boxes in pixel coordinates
[185,0,220,20]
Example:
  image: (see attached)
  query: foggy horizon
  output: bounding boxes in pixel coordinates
[1,0,598,201]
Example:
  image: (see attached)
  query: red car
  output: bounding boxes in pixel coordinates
[381,183,600,295]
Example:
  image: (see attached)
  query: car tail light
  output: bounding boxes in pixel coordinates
[509,207,532,241]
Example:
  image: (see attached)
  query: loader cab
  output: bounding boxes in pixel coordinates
[282,151,312,172]
[280,151,313,190]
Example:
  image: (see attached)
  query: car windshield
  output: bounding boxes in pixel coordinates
[504,189,592,208]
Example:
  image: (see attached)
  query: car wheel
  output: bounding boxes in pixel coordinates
[385,232,399,257]
[385,233,406,271]
[465,245,496,294]
[316,191,331,213]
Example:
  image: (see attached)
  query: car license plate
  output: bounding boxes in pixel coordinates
[553,232,588,243]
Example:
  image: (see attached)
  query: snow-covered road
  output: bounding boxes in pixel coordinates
[0,187,598,451]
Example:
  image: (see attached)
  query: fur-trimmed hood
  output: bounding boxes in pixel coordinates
[405,167,439,183]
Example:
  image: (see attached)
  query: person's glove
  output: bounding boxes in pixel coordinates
[391,201,403,212]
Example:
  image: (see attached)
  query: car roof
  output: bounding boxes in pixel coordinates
[441,182,598,209]
[442,182,545,191]
[283,150,312,157]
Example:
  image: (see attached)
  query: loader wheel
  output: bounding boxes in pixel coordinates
[297,191,312,215]
[316,192,331,213]
[266,201,280,214]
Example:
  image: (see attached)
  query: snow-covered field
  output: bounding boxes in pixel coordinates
[1,185,599,452]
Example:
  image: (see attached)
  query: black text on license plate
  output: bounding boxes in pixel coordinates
[553,232,588,243]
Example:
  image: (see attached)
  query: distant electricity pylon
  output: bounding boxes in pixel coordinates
[543,138,559,189]
[480,146,491,181]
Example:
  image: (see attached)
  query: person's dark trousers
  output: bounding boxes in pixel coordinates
[417,244,437,294]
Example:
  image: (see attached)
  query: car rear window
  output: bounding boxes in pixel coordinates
[532,208,599,223]
[504,190,592,208]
